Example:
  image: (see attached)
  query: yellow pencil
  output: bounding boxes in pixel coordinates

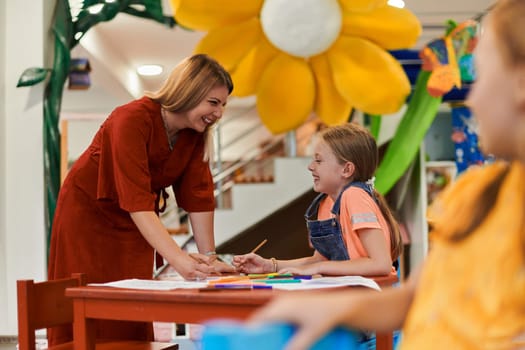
[250,238,268,254]
[208,275,250,284]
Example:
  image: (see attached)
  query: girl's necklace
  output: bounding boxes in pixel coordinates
[161,108,175,150]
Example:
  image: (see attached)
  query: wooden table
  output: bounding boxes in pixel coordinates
[66,274,397,350]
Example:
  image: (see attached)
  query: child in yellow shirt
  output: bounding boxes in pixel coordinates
[249,1,525,349]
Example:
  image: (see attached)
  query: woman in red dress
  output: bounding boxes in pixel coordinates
[48,54,233,343]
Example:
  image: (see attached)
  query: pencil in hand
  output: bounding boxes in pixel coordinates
[250,239,268,254]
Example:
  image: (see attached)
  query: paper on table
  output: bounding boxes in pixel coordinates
[270,276,381,291]
[89,278,208,290]
[88,276,380,291]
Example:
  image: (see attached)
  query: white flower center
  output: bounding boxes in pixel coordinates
[260,0,342,58]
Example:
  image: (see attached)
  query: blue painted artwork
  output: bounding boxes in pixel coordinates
[451,105,489,174]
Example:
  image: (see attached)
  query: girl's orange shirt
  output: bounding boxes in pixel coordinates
[317,187,392,260]
[402,161,525,349]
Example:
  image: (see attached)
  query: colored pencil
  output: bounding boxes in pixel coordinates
[199,284,273,291]
[253,279,302,284]
[250,239,268,254]
[208,276,250,284]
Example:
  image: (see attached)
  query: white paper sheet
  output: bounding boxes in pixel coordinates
[89,278,208,290]
[89,275,380,291]
[270,276,380,291]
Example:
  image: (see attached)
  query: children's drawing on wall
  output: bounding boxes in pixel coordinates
[451,104,491,174]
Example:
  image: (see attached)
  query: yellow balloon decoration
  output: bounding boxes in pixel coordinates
[172,0,421,134]
[257,54,316,134]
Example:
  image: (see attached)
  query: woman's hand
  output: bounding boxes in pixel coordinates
[189,253,237,274]
[232,253,272,273]
[212,259,237,273]
[189,252,216,265]
[129,211,216,280]
[172,252,215,280]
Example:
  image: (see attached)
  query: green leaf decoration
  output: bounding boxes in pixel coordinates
[16,67,51,87]
[375,70,442,195]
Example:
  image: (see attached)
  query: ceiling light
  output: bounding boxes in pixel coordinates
[137,64,163,76]
[388,0,405,8]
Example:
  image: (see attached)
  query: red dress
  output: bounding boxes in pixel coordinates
[48,97,215,344]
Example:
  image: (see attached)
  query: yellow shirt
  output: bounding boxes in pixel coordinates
[401,161,525,349]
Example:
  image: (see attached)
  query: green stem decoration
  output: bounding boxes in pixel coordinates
[17,0,176,258]
[368,114,382,140]
[375,70,442,195]
[43,0,71,257]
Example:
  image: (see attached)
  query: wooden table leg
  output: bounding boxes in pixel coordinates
[72,300,96,350]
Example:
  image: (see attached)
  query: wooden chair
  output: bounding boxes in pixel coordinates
[17,273,178,350]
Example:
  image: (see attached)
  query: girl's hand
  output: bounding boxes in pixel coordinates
[232,253,272,273]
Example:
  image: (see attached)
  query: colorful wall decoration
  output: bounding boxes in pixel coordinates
[451,105,488,174]
[374,19,479,194]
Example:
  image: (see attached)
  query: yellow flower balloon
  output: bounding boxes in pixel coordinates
[172,0,421,134]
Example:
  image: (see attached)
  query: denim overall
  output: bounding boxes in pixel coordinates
[304,181,377,261]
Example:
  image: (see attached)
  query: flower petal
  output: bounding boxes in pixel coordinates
[342,6,421,50]
[338,0,387,13]
[257,54,315,134]
[171,0,262,31]
[310,54,353,125]
[195,18,262,71]
[230,36,280,97]
[328,36,410,114]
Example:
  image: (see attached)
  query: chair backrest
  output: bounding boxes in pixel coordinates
[17,273,86,350]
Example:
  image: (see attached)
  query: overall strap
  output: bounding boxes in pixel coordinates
[304,181,378,220]
[304,192,327,221]
[331,181,378,216]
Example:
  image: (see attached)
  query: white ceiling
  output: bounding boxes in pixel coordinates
[62,0,494,111]
[61,0,494,159]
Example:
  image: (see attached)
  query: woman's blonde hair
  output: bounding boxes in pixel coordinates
[145,54,233,161]
[319,123,403,260]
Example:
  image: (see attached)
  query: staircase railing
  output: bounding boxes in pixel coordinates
[160,101,286,222]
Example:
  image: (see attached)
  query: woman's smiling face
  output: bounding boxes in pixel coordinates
[181,85,229,133]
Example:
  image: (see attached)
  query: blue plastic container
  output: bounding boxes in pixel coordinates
[200,319,365,350]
